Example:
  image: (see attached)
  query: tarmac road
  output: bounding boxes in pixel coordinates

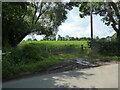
[3,64,118,88]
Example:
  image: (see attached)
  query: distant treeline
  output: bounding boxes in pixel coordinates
[25,35,116,41]
[43,36,91,41]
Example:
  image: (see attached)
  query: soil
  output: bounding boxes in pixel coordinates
[44,58,119,74]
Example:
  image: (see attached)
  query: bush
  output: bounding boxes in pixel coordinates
[21,44,46,63]
[93,40,120,56]
[2,44,49,79]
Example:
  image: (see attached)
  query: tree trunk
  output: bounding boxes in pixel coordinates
[8,31,30,47]
[117,31,120,41]
[117,16,120,41]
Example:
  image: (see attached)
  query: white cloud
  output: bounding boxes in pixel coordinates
[57,7,116,38]
[23,34,45,41]
[34,34,45,40]
[58,7,90,37]
[93,15,116,38]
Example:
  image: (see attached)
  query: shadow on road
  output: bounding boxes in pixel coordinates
[41,70,95,88]
[3,64,118,88]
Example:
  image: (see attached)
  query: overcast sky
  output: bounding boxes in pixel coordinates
[23,7,116,40]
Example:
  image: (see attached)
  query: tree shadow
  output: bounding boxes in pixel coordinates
[3,69,97,88]
[41,70,95,88]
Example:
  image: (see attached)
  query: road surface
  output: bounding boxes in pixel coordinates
[3,64,118,88]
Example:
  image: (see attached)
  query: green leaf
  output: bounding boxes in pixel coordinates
[79,14,84,18]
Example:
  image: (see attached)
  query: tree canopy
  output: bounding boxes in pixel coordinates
[2,2,75,47]
[79,1,120,41]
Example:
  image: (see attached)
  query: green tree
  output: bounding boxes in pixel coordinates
[2,2,70,47]
[65,35,69,40]
[79,2,120,41]
[58,35,62,41]
[3,2,30,47]
[96,36,99,40]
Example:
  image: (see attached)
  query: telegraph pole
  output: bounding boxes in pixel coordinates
[90,0,94,49]
[90,1,93,40]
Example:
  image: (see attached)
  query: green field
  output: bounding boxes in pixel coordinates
[20,41,88,46]
[20,41,88,49]
[19,41,89,54]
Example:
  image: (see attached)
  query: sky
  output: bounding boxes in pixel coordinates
[57,7,115,38]
[23,7,116,40]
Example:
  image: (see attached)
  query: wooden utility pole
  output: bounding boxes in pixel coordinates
[90,1,93,40]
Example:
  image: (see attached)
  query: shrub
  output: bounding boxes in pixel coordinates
[21,44,45,63]
[93,40,120,56]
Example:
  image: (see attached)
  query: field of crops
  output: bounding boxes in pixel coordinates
[20,41,88,46]
[20,41,89,53]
